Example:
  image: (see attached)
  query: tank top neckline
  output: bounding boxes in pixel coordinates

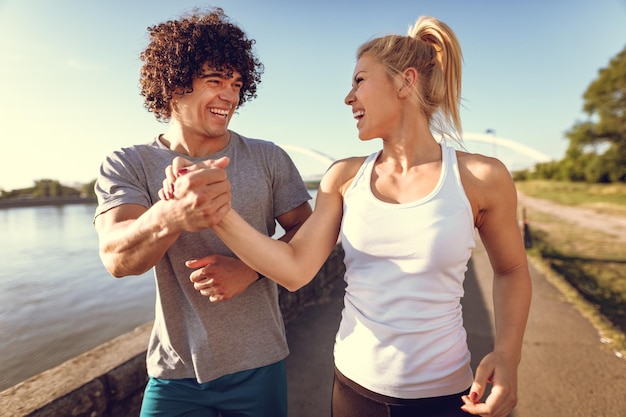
[360,143,449,208]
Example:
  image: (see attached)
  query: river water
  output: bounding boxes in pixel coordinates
[0,204,155,391]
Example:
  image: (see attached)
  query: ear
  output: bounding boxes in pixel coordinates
[398,67,418,99]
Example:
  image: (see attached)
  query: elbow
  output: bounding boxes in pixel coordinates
[109,266,128,279]
[280,273,316,292]
[106,264,149,279]
[102,260,129,279]
[100,253,145,279]
[284,282,305,292]
[98,246,128,278]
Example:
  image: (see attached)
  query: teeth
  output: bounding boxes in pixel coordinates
[353,110,365,119]
[210,108,230,115]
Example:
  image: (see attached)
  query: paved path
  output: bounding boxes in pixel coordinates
[517,192,626,243]
[285,235,626,416]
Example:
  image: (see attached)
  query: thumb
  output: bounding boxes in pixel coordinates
[201,156,230,170]
[215,156,230,168]
[185,255,217,269]
[468,365,492,403]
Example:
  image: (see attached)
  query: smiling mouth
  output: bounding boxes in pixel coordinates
[353,110,364,119]
[210,108,230,118]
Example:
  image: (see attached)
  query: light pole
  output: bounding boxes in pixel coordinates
[485,129,497,158]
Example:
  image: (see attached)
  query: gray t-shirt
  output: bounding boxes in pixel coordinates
[94,131,311,382]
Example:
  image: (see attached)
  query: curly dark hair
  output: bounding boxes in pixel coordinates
[139,8,264,122]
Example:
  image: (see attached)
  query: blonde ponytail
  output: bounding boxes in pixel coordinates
[408,16,463,140]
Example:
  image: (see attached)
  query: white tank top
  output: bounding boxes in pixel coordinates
[335,143,476,398]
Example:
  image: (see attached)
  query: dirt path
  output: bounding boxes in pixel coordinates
[517,192,626,243]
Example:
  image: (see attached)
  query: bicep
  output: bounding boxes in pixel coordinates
[284,188,343,273]
[94,204,147,236]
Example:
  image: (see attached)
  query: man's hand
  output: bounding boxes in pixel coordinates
[460,351,519,417]
[186,254,260,302]
[159,156,232,231]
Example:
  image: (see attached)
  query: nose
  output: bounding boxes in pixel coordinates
[220,87,240,105]
[344,88,355,106]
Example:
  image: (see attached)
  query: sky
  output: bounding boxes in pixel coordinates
[1,0,625,190]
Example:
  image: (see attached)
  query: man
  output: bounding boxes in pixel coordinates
[94,8,311,417]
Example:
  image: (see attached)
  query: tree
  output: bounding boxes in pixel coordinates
[31,179,81,198]
[81,179,97,197]
[564,44,626,182]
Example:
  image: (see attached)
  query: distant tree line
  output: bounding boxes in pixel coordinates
[0,179,97,199]
[514,44,626,183]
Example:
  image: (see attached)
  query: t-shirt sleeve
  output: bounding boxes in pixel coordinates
[94,148,152,219]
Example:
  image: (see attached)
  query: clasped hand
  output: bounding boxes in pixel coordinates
[158,156,258,303]
[159,156,232,231]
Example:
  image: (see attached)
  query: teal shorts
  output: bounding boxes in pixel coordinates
[140,360,287,417]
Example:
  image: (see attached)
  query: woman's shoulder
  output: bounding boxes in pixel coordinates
[321,155,371,195]
[455,149,510,183]
[455,149,517,210]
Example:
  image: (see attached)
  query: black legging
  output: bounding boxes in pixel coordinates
[332,367,470,417]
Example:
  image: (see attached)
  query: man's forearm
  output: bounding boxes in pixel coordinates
[98,201,182,277]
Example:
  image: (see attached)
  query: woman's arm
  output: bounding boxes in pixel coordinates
[213,159,356,291]
[460,154,532,417]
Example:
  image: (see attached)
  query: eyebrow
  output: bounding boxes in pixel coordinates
[353,71,366,82]
[199,71,243,82]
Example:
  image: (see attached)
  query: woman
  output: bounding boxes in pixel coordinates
[163,16,531,417]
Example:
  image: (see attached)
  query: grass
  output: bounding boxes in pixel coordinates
[516,180,626,356]
[515,180,626,216]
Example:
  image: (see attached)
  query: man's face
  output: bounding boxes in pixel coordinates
[172,64,243,140]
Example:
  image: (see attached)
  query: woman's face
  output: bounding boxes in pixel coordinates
[344,54,402,141]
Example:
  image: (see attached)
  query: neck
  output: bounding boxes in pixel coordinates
[379,121,440,171]
[161,125,231,157]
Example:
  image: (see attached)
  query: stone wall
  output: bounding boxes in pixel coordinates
[0,244,345,417]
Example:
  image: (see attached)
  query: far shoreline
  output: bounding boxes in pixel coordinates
[0,196,97,209]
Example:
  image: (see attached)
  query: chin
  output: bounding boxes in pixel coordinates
[357,133,376,141]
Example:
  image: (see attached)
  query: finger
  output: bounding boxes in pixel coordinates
[460,401,489,416]
[165,166,177,197]
[469,364,494,403]
[461,395,474,406]
[190,271,205,284]
[172,156,195,177]
[483,385,515,417]
[161,178,171,200]
[209,294,224,302]
[201,156,230,169]
[186,255,217,269]
[198,284,220,297]
[214,156,230,168]
[195,278,215,291]
[177,168,228,192]
[163,163,175,183]
[158,188,167,201]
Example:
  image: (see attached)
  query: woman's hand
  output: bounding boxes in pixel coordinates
[460,351,519,417]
